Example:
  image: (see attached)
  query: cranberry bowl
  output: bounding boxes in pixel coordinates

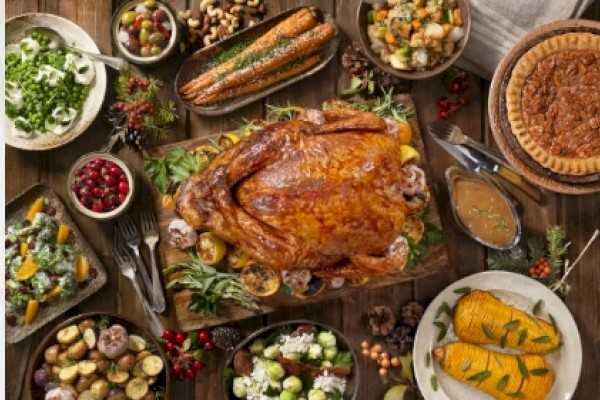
[68,152,135,220]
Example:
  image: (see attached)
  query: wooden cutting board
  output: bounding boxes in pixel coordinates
[145,95,449,331]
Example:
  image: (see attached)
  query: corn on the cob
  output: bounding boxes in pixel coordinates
[434,342,554,400]
[453,290,561,353]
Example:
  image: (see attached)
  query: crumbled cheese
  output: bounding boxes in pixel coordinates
[278,333,315,357]
[240,357,280,400]
[314,370,347,394]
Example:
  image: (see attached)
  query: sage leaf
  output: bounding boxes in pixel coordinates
[549,313,558,334]
[530,368,549,376]
[503,320,520,330]
[467,370,492,382]
[517,329,528,346]
[516,355,528,379]
[532,299,544,316]
[481,323,495,340]
[431,375,438,391]
[434,321,447,342]
[496,374,510,391]
[493,355,504,371]
[500,335,507,349]
[506,391,524,398]
[435,301,453,319]
[425,352,431,368]
[453,286,471,294]
[532,335,551,343]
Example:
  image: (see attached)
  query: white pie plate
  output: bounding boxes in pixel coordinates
[5,13,107,151]
[413,271,582,400]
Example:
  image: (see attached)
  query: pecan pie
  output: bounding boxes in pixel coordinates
[506,33,600,175]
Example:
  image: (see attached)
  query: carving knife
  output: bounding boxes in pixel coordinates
[430,132,544,203]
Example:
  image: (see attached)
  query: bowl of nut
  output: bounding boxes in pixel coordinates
[112,0,180,65]
[67,152,135,220]
[28,312,169,400]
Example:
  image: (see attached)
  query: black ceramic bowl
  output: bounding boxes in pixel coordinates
[223,320,360,400]
[28,312,170,400]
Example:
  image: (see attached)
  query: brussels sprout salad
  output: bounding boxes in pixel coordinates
[227,324,354,400]
[5,30,95,138]
[5,196,91,327]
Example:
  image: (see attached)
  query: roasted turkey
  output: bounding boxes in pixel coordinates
[177,108,429,277]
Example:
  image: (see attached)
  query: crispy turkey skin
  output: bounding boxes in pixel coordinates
[177,109,429,274]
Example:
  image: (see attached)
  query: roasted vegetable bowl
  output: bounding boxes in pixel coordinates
[223,320,359,400]
[28,313,169,400]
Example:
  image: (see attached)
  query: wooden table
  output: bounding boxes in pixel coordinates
[5,1,600,399]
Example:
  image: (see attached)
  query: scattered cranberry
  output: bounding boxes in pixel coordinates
[89,267,98,279]
[439,109,449,120]
[175,331,187,346]
[198,329,211,344]
[450,82,462,94]
[163,328,175,342]
[204,341,216,351]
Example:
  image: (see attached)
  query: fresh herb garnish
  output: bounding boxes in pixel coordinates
[496,374,510,391]
[500,335,507,349]
[531,335,551,344]
[144,146,205,194]
[548,313,558,334]
[530,368,549,376]
[332,351,353,369]
[532,299,544,316]
[430,375,438,391]
[461,358,472,372]
[517,329,528,346]
[506,391,524,398]
[433,321,447,342]
[516,355,528,379]
[481,323,495,340]
[435,301,453,319]
[425,352,431,368]
[453,286,471,294]
[467,370,492,382]
[503,320,520,330]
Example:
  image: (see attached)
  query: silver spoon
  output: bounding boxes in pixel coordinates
[24,26,129,71]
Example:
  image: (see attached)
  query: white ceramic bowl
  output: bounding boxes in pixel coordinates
[67,152,135,220]
[5,13,107,151]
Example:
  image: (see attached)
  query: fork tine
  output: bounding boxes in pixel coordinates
[140,210,158,234]
[117,215,139,238]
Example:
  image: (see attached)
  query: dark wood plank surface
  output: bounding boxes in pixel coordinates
[5,1,600,399]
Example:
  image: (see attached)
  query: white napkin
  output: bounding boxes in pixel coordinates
[457,0,595,79]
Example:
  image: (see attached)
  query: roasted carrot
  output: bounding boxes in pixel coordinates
[187,23,335,102]
[375,9,387,22]
[179,8,317,95]
[384,30,397,45]
[192,55,321,106]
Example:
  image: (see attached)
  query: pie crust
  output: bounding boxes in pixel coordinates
[506,33,600,175]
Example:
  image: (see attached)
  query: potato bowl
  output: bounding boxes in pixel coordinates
[222,320,360,400]
[27,312,170,400]
[356,0,471,80]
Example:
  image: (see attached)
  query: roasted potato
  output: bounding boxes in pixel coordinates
[75,373,99,393]
[117,352,137,372]
[78,319,96,334]
[127,335,147,353]
[88,349,106,362]
[90,379,110,398]
[51,365,62,380]
[95,359,109,374]
[44,344,61,364]
[126,377,149,400]
[57,352,70,367]
[135,350,152,362]
[83,328,97,349]
[77,360,97,377]
[57,325,81,345]
[106,369,129,384]
[67,339,88,360]
[141,355,164,377]
[58,364,79,384]
[77,390,101,400]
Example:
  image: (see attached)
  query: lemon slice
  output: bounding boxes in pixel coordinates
[196,232,227,265]
[400,145,420,165]
[240,264,281,297]
[396,121,413,145]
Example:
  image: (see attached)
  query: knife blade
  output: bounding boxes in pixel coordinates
[430,133,544,203]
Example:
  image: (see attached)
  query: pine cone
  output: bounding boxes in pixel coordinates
[124,128,143,152]
[368,305,396,336]
[401,301,425,328]
[385,325,414,354]
[341,42,371,76]
[211,326,243,351]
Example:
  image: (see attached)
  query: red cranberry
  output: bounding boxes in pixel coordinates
[450,82,462,94]
[92,187,102,198]
[118,182,129,195]
[94,158,105,166]
[163,328,176,342]
[104,175,117,186]
[91,202,104,213]
[193,361,205,371]
[439,109,450,120]
[204,341,216,351]
[437,96,450,110]
[118,193,127,204]
[71,183,80,193]
[174,332,187,346]
[109,166,122,176]
[197,329,211,343]
[119,174,128,182]
[89,170,100,180]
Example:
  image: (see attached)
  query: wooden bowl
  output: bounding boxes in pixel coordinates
[222,320,360,400]
[27,312,170,400]
[489,19,600,195]
[356,0,471,80]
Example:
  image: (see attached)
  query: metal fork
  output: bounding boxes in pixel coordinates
[112,243,164,337]
[140,211,166,313]
[116,215,159,311]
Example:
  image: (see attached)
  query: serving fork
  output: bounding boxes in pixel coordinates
[116,215,160,311]
[140,211,166,313]
[112,243,164,337]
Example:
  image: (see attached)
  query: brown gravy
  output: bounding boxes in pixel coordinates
[452,178,517,247]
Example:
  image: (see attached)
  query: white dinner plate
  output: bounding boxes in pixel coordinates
[5,13,107,151]
[413,271,582,400]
